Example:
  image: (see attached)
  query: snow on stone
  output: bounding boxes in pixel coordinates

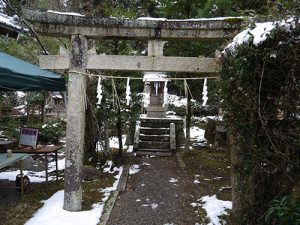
[136,199,141,202]
[25,167,123,225]
[169,178,178,183]
[200,195,232,225]
[47,10,85,17]
[143,72,168,82]
[129,164,140,175]
[52,94,63,99]
[137,17,167,21]
[142,162,151,166]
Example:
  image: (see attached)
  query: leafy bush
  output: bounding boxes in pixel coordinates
[265,196,300,225]
[41,120,65,143]
[221,19,300,224]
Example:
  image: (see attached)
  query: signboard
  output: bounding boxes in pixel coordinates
[19,128,38,148]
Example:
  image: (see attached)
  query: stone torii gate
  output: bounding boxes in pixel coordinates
[23,9,243,211]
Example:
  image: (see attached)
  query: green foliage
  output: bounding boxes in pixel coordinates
[155,0,205,18]
[265,196,300,225]
[221,20,300,224]
[41,119,66,143]
[27,92,45,106]
[4,117,22,140]
[0,36,38,63]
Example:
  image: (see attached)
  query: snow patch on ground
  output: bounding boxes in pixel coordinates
[194,179,200,184]
[25,166,123,225]
[0,158,65,183]
[200,195,232,225]
[127,145,133,153]
[150,203,158,209]
[168,178,178,183]
[129,164,140,175]
[190,202,201,207]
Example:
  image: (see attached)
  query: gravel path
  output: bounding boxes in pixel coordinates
[107,155,200,225]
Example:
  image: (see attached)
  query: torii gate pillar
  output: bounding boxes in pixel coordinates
[63,35,87,211]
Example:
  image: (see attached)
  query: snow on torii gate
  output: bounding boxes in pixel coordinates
[23,9,243,211]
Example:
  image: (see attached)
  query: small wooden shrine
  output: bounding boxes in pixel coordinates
[143,72,168,118]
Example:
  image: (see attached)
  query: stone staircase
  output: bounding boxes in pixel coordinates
[134,117,185,156]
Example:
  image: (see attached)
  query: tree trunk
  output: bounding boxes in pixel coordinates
[63,35,87,212]
[83,77,97,165]
[117,106,123,158]
[125,120,135,146]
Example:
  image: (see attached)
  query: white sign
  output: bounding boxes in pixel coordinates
[19,128,38,148]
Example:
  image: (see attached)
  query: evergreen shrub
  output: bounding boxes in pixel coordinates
[221,19,300,224]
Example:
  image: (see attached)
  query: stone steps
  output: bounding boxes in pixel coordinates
[139,134,170,142]
[139,141,170,149]
[141,121,170,128]
[140,127,170,135]
[135,117,185,156]
[135,151,172,157]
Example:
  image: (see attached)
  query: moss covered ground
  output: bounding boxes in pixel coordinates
[180,147,232,224]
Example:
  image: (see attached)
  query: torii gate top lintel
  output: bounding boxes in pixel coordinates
[22,9,244,41]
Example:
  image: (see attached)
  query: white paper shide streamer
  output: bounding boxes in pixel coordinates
[96,76,102,106]
[202,77,208,106]
[125,78,131,106]
[162,81,168,107]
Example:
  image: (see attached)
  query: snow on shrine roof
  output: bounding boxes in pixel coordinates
[224,18,298,55]
[0,12,27,32]
[143,72,168,82]
[47,10,85,17]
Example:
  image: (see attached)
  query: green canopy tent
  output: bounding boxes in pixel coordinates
[0,52,66,91]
